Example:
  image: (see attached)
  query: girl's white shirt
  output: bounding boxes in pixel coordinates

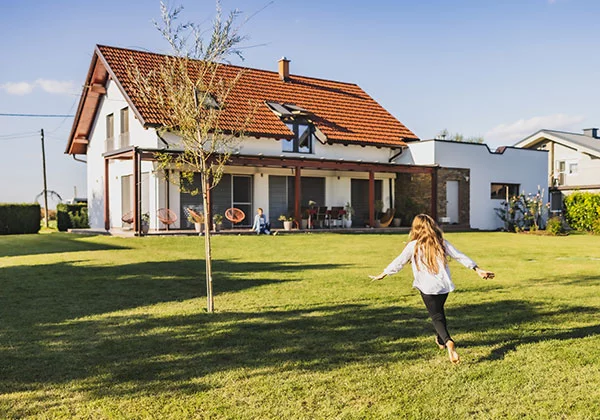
[382,240,477,295]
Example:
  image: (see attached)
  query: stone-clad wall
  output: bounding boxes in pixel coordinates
[394,167,470,227]
[436,167,470,227]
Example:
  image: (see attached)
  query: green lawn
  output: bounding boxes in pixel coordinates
[0,232,599,419]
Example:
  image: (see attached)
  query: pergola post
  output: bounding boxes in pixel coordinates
[104,158,110,231]
[133,148,140,235]
[294,166,301,224]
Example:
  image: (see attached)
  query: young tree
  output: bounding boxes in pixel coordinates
[130,1,257,312]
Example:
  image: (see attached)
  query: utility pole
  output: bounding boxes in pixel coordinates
[41,128,49,228]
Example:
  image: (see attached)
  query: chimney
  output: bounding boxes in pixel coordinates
[278,57,290,82]
[583,128,599,138]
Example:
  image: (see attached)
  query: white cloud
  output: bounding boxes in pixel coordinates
[35,79,76,95]
[485,114,585,146]
[0,79,75,95]
[1,81,35,95]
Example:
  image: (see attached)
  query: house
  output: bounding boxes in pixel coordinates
[66,45,443,234]
[394,140,548,230]
[514,128,600,212]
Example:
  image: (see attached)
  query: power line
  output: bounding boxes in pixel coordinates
[0,113,75,118]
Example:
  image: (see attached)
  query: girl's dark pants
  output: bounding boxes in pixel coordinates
[420,292,452,344]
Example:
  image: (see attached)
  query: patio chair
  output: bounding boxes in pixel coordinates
[121,211,134,225]
[315,206,328,228]
[158,208,177,230]
[379,208,395,228]
[329,206,344,228]
[225,207,245,227]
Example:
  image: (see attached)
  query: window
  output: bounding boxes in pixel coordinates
[120,107,129,148]
[282,122,313,153]
[568,162,578,175]
[105,113,114,151]
[491,183,520,200]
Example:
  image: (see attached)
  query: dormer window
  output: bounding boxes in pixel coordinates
[265,101,316,154]
[283,122,314,153]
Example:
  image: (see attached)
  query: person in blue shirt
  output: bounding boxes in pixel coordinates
[369,213,494,364]
[251,208,273,235]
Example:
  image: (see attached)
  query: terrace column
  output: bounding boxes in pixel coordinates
[294,166,301,224]
[104,158,110,231]
[369,170,375,227]
[133,149,140,234]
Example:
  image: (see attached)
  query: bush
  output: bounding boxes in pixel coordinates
[69,208,89,228]
[546,216,565,236]
[0,203,41,235]
[57,203,89,231]
[563,192,600,232]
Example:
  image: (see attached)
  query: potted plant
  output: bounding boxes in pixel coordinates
[343,202,354,228]
[141,212,150,235]
[213,213,223,232]
[278,214,293,231]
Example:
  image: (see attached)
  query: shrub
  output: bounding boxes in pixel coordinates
[546,216,565,236]
[0,203,41,235]
[563,192,600,232]
[69,208,89,228]
[57,203,88,231]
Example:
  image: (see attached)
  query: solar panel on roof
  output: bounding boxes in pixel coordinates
[265,101,293,117]
[283,103,310,115]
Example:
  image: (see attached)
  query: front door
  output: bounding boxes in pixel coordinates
[446,180,459,224]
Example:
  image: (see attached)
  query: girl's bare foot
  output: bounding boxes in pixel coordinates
[446,340,460,364]
[435,336,445,350]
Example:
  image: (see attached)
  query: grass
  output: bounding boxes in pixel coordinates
[0,231,599,419]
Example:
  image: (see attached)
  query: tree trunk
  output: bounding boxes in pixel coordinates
[200,158,214,313]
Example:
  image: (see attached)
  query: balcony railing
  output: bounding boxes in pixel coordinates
[105,137,115,152]
[120,132,130,148]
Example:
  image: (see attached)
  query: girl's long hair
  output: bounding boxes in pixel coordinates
[409,214,446,274]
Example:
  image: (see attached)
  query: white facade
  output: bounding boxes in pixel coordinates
[514,130,600,193]
[396,140,548,230]
[86,80,400,230]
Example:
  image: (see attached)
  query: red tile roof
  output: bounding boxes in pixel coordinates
[67,45,418,154]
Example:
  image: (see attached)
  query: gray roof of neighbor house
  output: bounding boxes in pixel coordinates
[515,129,600,158]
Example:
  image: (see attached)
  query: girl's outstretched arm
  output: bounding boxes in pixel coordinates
[369,241,414,281]
[474,266,495,279]
[445,240,495,279]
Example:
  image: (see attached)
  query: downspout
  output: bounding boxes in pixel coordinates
[72,154,87,163]
[388,147,406,210]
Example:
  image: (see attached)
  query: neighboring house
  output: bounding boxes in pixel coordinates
[66,45,435,233]
[514,128,600,212]
[394,140,548,230]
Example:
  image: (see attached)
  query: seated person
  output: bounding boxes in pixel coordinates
[251,208,272,235]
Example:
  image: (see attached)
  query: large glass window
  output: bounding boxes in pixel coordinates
[105,113,114,151]
[282,122,313,153]
[120,107,130,148]
[491,183,520,200]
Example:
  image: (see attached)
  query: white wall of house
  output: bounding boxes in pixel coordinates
[86,80,162,229]
[398,140,548,230]
[535,140,600,189]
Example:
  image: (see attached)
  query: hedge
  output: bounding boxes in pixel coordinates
[0,203,41,235]
[563,192,600,232]
[56,203,89,232]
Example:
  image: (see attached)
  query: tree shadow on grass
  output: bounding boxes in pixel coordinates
[2,294,598,409]
[0,258,340,326]
[450,299,600,361]
[0,233,128,257]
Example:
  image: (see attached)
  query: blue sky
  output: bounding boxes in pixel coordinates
[1,0,598,205]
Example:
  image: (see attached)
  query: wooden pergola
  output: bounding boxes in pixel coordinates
[103,146,438,235]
